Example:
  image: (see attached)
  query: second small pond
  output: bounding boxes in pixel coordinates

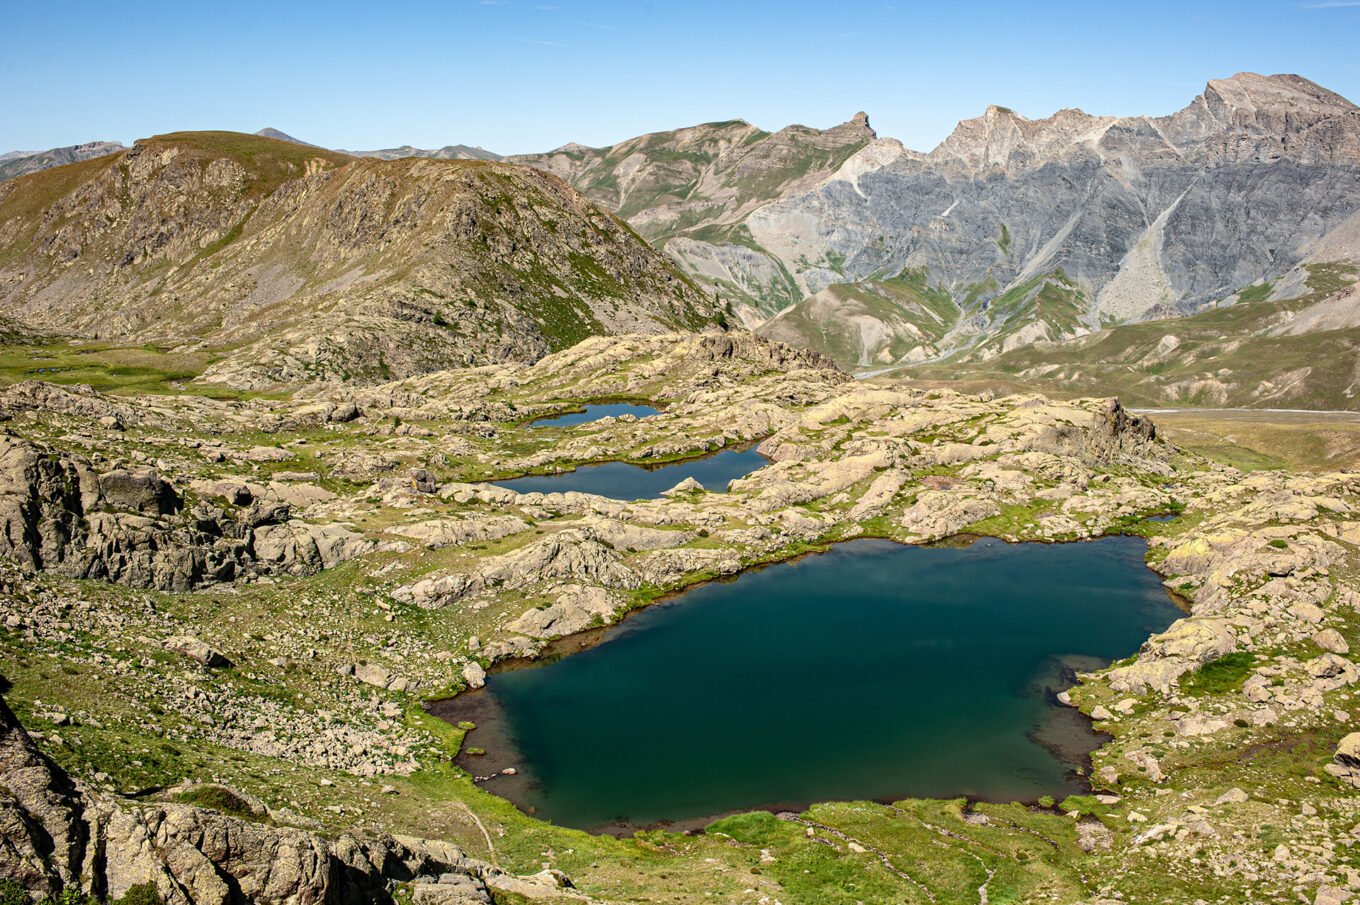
[529,403,659,428]
[492,446,767,501]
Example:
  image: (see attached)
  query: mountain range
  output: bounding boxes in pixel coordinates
[505,73,1360,373]
[3,72,1359,401]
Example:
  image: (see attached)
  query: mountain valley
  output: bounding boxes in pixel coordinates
[6,62,1360,905]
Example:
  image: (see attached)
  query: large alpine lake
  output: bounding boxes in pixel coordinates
[437,536,1181,832]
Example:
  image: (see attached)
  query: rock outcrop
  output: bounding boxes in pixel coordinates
[0,696,86,898]
[0,693,603,904]
[0,433,367,590]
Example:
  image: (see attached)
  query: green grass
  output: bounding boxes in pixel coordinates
[172,785,259,819]
[1183,652,1256,696]
[0,342,264,399]
[1153,411,1360,472]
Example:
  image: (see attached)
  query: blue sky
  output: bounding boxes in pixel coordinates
[4,0,1358,155]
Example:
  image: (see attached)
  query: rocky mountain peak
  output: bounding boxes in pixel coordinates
[1160,71,1360,163]
[832,111,876,139]
[1203,72,1357,115]
[928,103,1109,175]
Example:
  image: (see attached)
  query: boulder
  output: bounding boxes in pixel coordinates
[662,476,704,496]
[410,468,438,494]
[1309,653,1360,692]
[1315,628,1350,654]
[387,515,528,550]
[461,662,486,689]
[1107,619,1237,694]
[480,531,640,590]
[252,522,371,574]
[506,585,617,639]
[900,491,999,541]
[163,636,230,668]
[393,573,484,610]
[354,663,395,689]
[97,468,181,515]
[1326,733,1360,788]
[241,446,293,463]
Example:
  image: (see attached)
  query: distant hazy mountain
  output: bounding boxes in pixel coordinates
[0,141,125,182]
[254,127,321,148]
[346,144,502,161]
[252,127,500,161]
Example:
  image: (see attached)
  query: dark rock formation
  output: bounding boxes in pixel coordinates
[0,434,366,591]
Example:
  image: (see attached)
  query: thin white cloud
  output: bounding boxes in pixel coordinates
[518,38,567,47]
[1302,1,1360,7]
[578,21,617,30]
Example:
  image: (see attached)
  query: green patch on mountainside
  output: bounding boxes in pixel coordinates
[0,341,264,398]
[758,268,961,368]
[763,267,1094,371]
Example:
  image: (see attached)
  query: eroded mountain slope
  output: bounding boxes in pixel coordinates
[0,131,722,388]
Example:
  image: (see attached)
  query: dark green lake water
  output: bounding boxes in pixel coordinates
[530,403,659,428]
[439,536,1179,832]
[492,446,766,500]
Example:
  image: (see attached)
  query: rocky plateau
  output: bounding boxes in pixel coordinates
[0,332,1358,902]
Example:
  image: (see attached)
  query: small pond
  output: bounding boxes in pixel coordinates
[491,446,766,501]
[435,536,1181,832]
[529,403,660,428]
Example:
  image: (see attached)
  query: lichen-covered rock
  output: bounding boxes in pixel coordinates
[1107,619,1238,694]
